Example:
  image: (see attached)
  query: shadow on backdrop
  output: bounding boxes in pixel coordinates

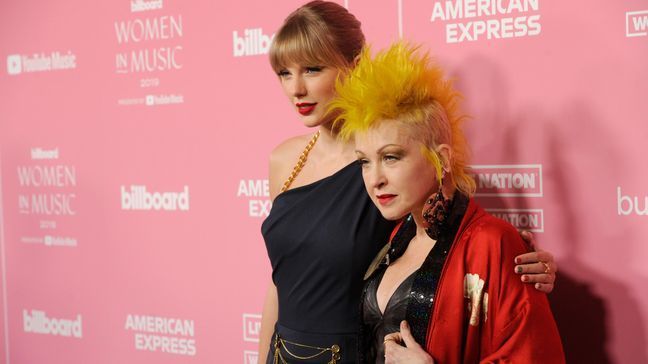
[452,56,646,362]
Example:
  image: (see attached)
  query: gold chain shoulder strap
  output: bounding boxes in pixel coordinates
[280,131,320,193]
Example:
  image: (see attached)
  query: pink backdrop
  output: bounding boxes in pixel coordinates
[1,0,647,363]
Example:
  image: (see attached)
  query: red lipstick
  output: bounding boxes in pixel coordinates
[376,194,397,205]
[296,102,316,115]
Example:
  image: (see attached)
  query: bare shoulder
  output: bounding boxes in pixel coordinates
[268,133,312,200]
[270,134,312,165]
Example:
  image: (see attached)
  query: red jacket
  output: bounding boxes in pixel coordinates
[424,200,565,363]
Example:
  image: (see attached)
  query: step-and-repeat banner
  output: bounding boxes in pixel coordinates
[0,0,646,363]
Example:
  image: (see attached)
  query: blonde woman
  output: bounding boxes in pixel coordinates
[260,2,557,363]
[332,42,564,363]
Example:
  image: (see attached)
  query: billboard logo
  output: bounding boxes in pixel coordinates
[233,28,274,57]
[131,0,163,12]
[472,164,542,197]
[626,10,648,37]
[244,350,259,364]
[31,147,59,160]
[243,313,262,343]
[7,54,22,75]
[121,185,190,211]
[487,208,544,232]
[617,186,647,216]
[23,310,83,338]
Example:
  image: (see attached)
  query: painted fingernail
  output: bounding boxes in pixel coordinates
[535,283,542,290]
[514,257,521,264]
[515,266,523,274]
[522,275,529,282]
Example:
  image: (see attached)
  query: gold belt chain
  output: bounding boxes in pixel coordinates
[273,333,341,364]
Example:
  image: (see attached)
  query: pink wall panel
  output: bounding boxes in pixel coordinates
[0,0,646,363]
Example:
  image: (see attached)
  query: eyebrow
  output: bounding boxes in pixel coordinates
[355,144,403,154]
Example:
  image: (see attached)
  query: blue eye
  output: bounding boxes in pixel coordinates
[357,158,369,166]
[305,66,323,74]
[384,155,400,162]
[277,70,290,77]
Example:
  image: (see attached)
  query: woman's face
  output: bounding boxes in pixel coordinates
[277,62,339,127]
[355,121,439,221]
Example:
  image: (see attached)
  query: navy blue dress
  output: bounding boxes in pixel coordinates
[262,162,395,363]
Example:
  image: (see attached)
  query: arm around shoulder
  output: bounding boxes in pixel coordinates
[481,221,565,363]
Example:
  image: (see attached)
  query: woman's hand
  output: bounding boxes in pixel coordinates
[515,231,557,293]
[384,321,435,364]
[420,189,558,294]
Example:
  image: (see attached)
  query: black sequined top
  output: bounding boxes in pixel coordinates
[363,270,417,364]
[361,193,469,359]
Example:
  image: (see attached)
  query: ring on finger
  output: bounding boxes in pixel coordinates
[541,261,551,274]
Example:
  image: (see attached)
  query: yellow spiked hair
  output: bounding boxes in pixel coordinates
[330,42,476,196]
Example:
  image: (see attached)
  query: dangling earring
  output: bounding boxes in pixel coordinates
[423,171,452,240]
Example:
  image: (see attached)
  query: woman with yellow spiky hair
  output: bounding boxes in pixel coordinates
[260,2,558,363]
[331,43,565,363]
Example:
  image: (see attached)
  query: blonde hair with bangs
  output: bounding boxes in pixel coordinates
[330,42,476,196]
[269,1,365,73]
